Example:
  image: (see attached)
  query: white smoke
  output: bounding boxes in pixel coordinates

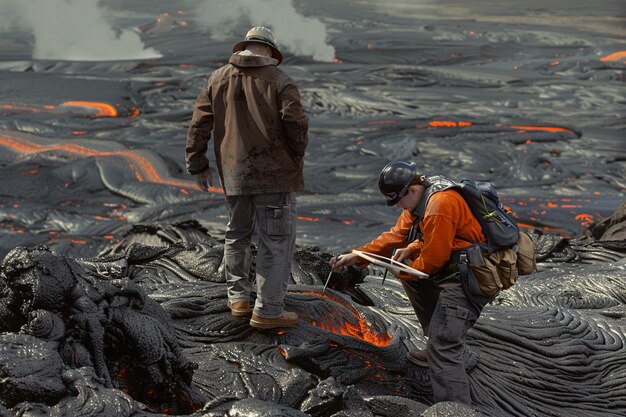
[0,0,161,61]
[197,0,335,62]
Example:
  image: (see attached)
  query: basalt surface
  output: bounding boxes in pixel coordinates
[0,0,624,416]
[1,211,625,417]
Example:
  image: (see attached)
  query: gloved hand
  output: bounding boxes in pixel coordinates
[195,169,213,192]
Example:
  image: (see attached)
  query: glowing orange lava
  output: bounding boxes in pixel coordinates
[298,216,320,222]
[0,133,222,193]
[1,103,49,113]
[60,101,118,117]
[575,213,594,227]
[510,125,573,133]
[1,100,132,118]
[427,120,473,128]
[129,107,141,118]
[297,290,392,347]
[509,195,599,235]
[600,51,626,62]
[297,216,356,225]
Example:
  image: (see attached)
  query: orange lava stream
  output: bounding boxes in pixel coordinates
[512,195,598,232]
[509,125,573,133]
[1,104,39,112]
[297,216,320,222]
[129,107,141,118]
[1,103,56,113]
[1,101,138,118]
[0,134,222,193]
[427,120,473,128]
[60,101,118,117]
[575,213,594,227]
[297,290,392,347]
[297,216,357,225]
[600,51,626,62]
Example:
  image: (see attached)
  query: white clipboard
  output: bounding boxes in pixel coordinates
[352,250,429,278]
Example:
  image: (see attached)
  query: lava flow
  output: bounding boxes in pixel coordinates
[0,100,140,118]
[297,290,392,347]
[0,132,222,193]
[600,50,626,62]
[59,101,118,117]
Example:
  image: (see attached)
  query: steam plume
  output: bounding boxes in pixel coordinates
[0,0,161,61]
[198,0,335,62]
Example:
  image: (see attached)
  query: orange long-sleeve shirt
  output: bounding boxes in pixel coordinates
[355,189,485,277]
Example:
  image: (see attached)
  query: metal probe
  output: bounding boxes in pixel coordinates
[323,255,336,292]
[381,248,398,287]
[323,269,334,292]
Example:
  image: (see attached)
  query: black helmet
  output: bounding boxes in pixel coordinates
[378,161,418,206]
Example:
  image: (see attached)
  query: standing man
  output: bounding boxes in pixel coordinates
[330,161,492,405]
[186,26,309,329]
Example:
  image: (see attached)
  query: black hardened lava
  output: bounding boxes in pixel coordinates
[1,209,625,416]
[0,245,206,414]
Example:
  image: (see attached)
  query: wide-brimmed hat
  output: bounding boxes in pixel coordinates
[232,26,283,64]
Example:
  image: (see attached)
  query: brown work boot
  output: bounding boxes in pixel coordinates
[249,311,298,329]
[406,348,428,367]
[227,300,252,318]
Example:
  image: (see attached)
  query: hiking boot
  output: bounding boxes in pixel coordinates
[227,300,252,318]
[249,311,298,329]
[406,349,428,367]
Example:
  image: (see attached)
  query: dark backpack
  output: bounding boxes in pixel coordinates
[412,176,536,295]
[455,178,519,254]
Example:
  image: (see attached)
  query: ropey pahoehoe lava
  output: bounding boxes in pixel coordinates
[0,0,624,416]
[1,214,626,416]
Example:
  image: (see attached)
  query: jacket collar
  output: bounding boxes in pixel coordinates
[228,53,279,68]
[411,175,458,218]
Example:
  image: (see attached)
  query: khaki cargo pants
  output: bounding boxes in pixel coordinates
[223,192,296,318]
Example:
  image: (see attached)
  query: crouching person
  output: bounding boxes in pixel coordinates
[330,161,495,405]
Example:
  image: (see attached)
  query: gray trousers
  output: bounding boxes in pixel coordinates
[223,192,296,318]
[401,271,491,405]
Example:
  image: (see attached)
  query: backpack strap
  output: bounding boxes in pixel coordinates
[405,175,458,243]
[405,216,422,243]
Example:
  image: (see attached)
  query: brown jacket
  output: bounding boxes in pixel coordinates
[186,54,309,195]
